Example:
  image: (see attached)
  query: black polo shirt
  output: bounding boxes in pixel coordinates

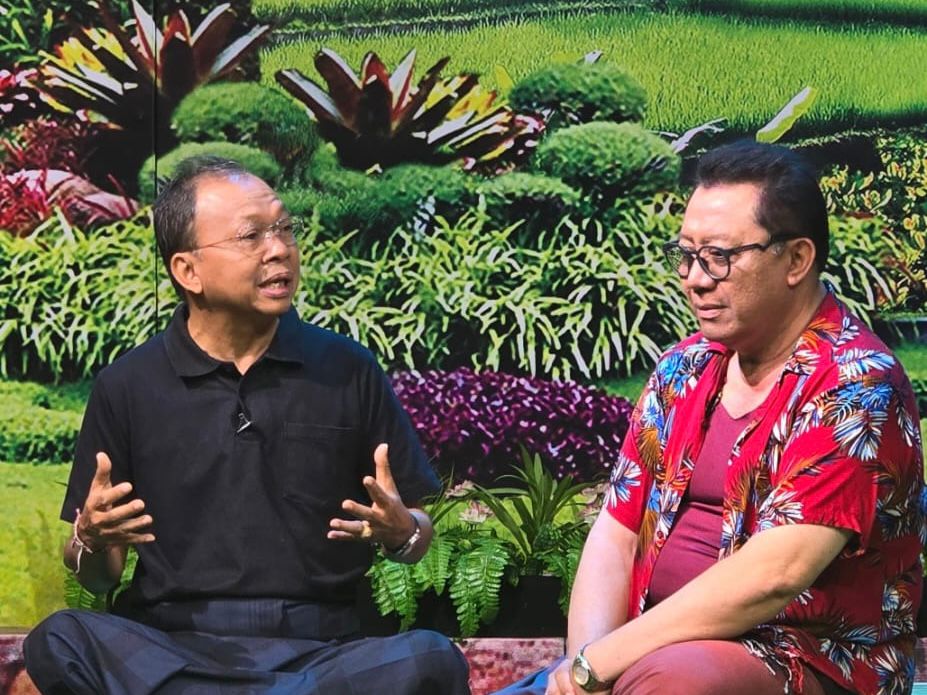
[62,305,439,608]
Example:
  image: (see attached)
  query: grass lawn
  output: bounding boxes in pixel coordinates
[0,462,70,628]
[262,10,927,138]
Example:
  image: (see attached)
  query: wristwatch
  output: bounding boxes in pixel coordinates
[571,643,612,692]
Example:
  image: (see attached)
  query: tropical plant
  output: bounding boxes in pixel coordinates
[36,0,270,191]
[367,454,596,636]
[275,48,539,170]
[0,68,48,128]
[476,172,581,239]
[1,118,98,173]
[820,131,927,312]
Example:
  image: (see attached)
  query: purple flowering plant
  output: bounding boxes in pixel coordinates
[392,367,633,486]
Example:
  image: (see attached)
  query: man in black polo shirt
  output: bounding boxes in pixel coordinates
[24,156,470,694]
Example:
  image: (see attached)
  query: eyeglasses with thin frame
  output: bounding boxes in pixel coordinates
[662,238,791,281]
[192,217,304,256]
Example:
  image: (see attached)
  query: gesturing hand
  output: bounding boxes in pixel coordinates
[76,452,155,551]
[328,443,416,549]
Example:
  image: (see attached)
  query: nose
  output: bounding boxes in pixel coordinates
[681,256,716,291]
[261,229,293,261]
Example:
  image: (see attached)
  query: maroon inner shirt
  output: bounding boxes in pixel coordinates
[646,403,754,606]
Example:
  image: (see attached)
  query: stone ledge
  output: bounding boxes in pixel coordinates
[5,633,927,694]
[0,632,563,695]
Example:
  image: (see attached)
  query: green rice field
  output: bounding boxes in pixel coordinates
[262,10,927,138]
[687,0,927,25]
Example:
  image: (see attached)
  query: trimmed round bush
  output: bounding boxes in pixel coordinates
[477,172,580,236]
[172,82,317,167]
[138,142,283,202]
[533,122,680,207]
[509,62,647,130]
[279,187,321,218]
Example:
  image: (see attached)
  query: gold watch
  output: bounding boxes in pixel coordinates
[571,643,612,692]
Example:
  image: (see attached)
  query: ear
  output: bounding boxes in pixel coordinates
[784,237,817,288]
[170,251,204,296]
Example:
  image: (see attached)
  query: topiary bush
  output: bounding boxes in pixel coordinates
[171,82,318,169]
[477,172,581,240]
[392,368,634,485]
[509,62,647,131]
[137,142,283,202]
[0,381,84,462]
[533,121,680,211]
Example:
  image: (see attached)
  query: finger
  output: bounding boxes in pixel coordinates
[327,530,362,542]
[115,532,156,545]
[93,482,135,510]
[329,517,368,536]
[90,452,113,491]
[373,443,398,494]
[95,499,147,526]
[341,499,374,521]
[362,477,394,508]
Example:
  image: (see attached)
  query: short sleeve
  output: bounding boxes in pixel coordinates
[757,378,920,554]
[360,354,440,506]
[606,378,659,533]
[61,371,131,523]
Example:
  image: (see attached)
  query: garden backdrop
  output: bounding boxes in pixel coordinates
[1,0,927,639]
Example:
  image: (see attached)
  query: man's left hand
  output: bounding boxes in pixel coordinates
[328,443,416,549]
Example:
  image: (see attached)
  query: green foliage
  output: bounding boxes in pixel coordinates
[477,173,581,240]
[367,553,419,629]
[0,462,70,626]
[295,205,695,380]
[276,48,535,171]
[279,187,322,218]
[474,451,587,570]
[64,546,138,611]
[0,404,80,463]
[262,12,927,139]
[448,535,509,636]
[0,210,175,381]
[680,0,927,25]
[822,215,904,321]
[509,61,647,131]
[172,82,319,169]
[533,121,680,211]
[821,130,927,312]
[138,142,283,203]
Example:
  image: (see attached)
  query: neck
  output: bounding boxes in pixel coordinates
[732,281,826,387]
[186,306,280,374]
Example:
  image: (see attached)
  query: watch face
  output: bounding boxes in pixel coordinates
[572,661,591,686]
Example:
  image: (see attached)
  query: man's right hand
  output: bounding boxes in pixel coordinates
[76,451,155,551]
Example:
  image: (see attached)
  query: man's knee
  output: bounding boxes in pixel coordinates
[24,610,94,691]
[396,630,470,691]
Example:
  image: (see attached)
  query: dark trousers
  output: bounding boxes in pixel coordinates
[24,599,470,695]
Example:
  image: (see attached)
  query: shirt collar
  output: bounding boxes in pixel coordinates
[164,304,304,378]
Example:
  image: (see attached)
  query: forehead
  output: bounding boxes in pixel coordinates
[680,182,765,245]
[192,173,283,233]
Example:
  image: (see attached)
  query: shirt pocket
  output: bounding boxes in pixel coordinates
[282,422,360,509]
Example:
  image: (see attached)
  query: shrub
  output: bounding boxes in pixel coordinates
[0,210,175,380]
[0,381,83,462]
[172,82,318,169]
[820,130,927,312]
[533,122,680,210]
[392,368,633,485]
[279,187,321,218]
[137,142,283,202]
[509,62,647,130]
[477,172,580,239]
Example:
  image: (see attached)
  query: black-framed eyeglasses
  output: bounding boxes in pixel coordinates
[662,238,788,281]
[193,217,304,257]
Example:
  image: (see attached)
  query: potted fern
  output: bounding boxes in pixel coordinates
[361,451,602,637]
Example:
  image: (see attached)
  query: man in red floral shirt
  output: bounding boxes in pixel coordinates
[502,141,925,695]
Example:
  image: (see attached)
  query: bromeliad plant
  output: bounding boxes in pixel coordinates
[275,48,540,171]
[36,0,270,179]
[367,452,600,636]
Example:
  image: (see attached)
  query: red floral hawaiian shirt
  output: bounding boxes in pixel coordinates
[606,289,925,694]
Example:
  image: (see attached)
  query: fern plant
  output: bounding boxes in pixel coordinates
[448,535,510,637]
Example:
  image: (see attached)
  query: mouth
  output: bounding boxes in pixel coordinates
[694,304,724,319]
[258,272,293,297]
